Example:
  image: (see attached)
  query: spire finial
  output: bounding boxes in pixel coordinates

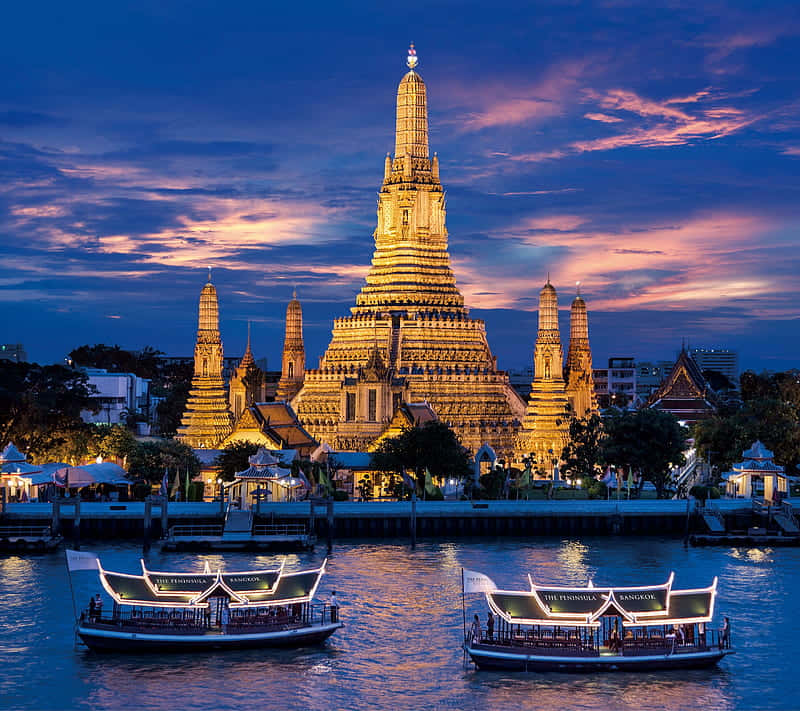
[247,320,251,348]
[407,42,418,69]
[292,285,297,300]
[207,266,212,283]
[547,272,551,285]
[576,281,581,297]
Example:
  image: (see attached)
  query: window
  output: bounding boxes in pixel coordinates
[288,361,294,378]
[402,209,410,225]
[368,389,377,422]
[346,393,356,422]
[202,358,208,377]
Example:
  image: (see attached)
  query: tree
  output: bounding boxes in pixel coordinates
[602,408,688,497]
[214,441,260,482]
[0,360,97,462]
[560,414,606,484]
[127,439,200,483]
[154,360,193,436]
[370,420,473,496]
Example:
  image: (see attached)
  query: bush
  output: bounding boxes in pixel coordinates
[690,484,709,502]
[333,489,349,501]
[585,480,607,500]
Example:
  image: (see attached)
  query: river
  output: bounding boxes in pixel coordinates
[1,537,795,710]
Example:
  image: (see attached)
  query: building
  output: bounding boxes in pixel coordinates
[80,368,151,430]
[594,357,636,409]
[290,46,525,456]
[515,279,570,471]
[276,291,306,402]
[222,402,317,457]
[635,360,674,402]
[647,347,717,424]
[564,286,598,419]
[229,324,267,422]
[690,347,739,385]
[0,343,27,363]
[176,272,234,448]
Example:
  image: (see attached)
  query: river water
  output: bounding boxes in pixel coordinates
[1,537,796,711]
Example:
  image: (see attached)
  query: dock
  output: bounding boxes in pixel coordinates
[0,524,62,552]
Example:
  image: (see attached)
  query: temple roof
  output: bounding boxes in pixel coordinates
[742,440,774,461]
[0,442,26,463]
[647,348,717,422]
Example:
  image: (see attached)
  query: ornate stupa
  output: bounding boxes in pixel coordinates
[176,271,234,448]
[291,45,525,454]
[229,322,256,422]
[515,279,570,470]
[276,291,305,402]
[564,284,598,419]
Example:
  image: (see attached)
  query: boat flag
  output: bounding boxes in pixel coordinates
[185,468,191,501]
[170,470,180,499]
[424,468,437,498]
[66,548,100,572]
[463,569,497,593]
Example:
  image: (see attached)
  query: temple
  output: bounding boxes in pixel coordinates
[276,291,305,402]
[176,272,234,448]
[564,285,598,419]
[291,45,524,455]
[647,346,717,424]
[228,323,256,422]
[515,279,570,470]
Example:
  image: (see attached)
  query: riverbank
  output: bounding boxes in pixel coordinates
[4,498,795,540]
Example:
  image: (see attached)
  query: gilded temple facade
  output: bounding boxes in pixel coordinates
[177,273,234,448]
[228,324,256,422]
[291,46,525,455]
[276,291,306,402]
[515,280,570,470]
[564,288,598,419]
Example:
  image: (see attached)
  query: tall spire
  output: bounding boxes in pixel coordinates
[395,43,429,160]
[276,290,306,402]
[538,280,559,333]
[177,273,234,448]
[565,286,598,419]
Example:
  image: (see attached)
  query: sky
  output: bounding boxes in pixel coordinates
[1,0,799,373]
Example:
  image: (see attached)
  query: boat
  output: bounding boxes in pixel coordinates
[462,570,733,671]
[76,557,341,652]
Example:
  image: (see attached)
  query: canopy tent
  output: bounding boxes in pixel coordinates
[53,462,130,488]
[485,572,716,627]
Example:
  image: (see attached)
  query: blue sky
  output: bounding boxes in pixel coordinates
[1,0,799,372]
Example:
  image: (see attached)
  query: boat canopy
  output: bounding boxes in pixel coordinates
[98,559,326,609]
[486,572,716,627]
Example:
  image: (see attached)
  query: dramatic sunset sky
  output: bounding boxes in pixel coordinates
[2,1,798,372]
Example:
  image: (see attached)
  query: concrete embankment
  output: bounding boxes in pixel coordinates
[1,498,777,541]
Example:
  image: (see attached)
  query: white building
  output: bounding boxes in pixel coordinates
[690,348,739,385]
[81,368,151,431]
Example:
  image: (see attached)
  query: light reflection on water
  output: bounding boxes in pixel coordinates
[1,538,798,711]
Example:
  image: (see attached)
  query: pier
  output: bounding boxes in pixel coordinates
[3,498,796,542]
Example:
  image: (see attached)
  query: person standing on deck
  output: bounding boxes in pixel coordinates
[471,614,481,643]
[486,611,494,641]
[330,590,339,623]
[220,602,230,633]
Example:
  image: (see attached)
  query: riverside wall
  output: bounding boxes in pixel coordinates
[0,498,774,540]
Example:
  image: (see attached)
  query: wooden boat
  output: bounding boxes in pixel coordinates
[463,570,733,672]
[76,558,341,652]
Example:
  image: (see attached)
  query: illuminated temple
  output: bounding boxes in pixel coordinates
[291,45,525,455]
[176,272,234,448]
[515,280,571,469]
[564,286,598,420]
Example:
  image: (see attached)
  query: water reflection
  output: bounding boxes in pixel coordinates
[1,539,798,710]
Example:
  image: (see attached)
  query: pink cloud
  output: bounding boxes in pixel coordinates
[584,112,623,123]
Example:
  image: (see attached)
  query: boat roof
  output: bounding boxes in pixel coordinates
[98,559,326,608]
[486,572,717,627]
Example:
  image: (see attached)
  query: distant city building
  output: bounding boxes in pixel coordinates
[81,368,151,431]
[593,357,636,409]
[690,347,739,384]
[636,360,674,402]
[0,343,27,363]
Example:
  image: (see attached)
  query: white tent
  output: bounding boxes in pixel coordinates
[53,462,130,487]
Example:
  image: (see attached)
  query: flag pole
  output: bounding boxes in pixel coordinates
[65,551,79,622]
[461,567,467,642]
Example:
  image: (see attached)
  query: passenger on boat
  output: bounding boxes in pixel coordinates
[330,591,339,623]
[719,617,730,649]
[88,596,96,621]
[94,594,103,620]
[486,611,494,641]
[609,619,621,652]
[220,602,230,632]
[470,614,481,643]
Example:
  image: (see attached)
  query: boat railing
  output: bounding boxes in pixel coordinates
[0,525,55,538]
[251,523,309,537]
[167,524,225,538]
[80,602,339,633]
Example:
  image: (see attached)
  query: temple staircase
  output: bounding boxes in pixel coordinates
[222,507,253,540]
[389,323,401,369]
[699,503,726,534]
[773,503,800,535]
